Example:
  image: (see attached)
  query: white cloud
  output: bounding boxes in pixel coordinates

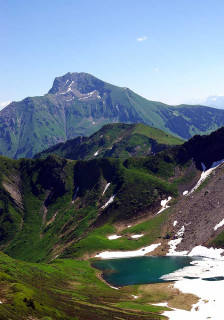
[137,36,147,42]
[154,68,159,72]
[0,101,11,110]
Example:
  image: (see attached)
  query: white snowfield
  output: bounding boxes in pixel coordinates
[152,302,168,307]
[131,234,144,239]
[176,226,185,237]
[94,150,99,156]
[188,245,224,259]
[157,196,172,214]
[59,80,74,94]
[162,246,224,320]
[110,285,119,290]
[102,183,110,195]
[95,243,161,259]
[183,190,188,196]
[173,220,178,227]
[107,235,121,240]
[214,218,224,231]
[188,160,224,195]
[107,233,144,240]
[101,195,116,209]
[163,277,224,320]
[167,225,188,256]
[162,257,224,320]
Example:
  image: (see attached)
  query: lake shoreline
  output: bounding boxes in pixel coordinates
[92,254,224,319]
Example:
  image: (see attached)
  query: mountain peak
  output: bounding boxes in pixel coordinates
[48,72,105,96]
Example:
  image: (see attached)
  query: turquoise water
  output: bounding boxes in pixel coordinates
[92,256,199,287]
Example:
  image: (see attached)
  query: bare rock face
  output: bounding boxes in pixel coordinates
[165,163,224,253]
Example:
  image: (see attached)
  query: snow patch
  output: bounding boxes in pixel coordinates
[214,218,224,231]
[176,226,185,237]
[101,195,116,209]
[188,160,224,195]
[162,257,224,320]
[173,220,178,227]
[132,295,139,299]
[95,243,161,259]
[167,238,188,256]
[60,79,69,90]
[131,234,144,239]
[67,80,74,92]
[107,235,122,240]
[188,245,224,260]
[94,150,99,156]
[110,286,119,290]
[183,190,188,196]
[59,80,74,94]
[153,302,168,307]
[157,197,172,214]
[167,226,188,256]
[102,183,110,195]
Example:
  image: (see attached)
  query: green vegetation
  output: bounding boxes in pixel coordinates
[1,72,224,159]
[1,124,224,319]
[62,211,168,259]
[0,252,168,319]
[114,302,168,315]
[35,123,183,160]
[210,230,224,247]
[0,136,200,263]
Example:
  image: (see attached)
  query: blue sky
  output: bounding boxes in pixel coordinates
[1,0,224,106]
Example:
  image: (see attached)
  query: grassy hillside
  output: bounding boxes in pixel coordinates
[1,127,224,318]
[34,123,183,160]
[0,154,178,263]
[0,252,169,320]
[2,127,224,262]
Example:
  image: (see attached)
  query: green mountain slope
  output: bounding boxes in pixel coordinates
[1,127,224,263]
[34,123,183,160]
[1,72,224,158]
[2,128,224,319]
[0,252,169,320]
[0,155,177,263]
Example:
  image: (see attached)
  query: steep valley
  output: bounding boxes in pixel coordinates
[0,127,224,319]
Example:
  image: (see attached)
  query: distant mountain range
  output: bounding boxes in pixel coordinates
[34,123,183,160]
[186,95,224,109]
[2,72,224,159]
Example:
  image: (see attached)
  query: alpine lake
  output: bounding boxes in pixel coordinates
[92,256,201,287]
